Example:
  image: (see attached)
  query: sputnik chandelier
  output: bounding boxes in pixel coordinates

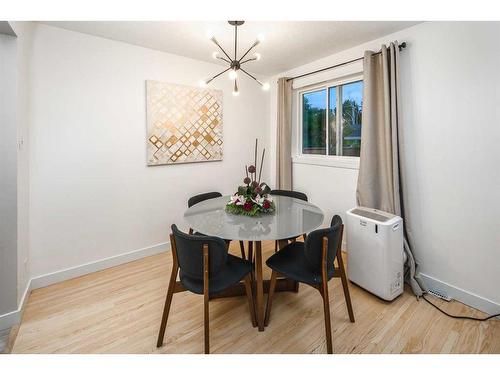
[199,21,269,96]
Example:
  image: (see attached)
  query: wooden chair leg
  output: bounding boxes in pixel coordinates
[274,240,278,253]
[203,244,210,354]
[321,281,333,354]
[239,241,246,259]
[264,270,278,327]
[336,251,355,322]
[244,274,257,327]
[302,233,307,242]
[321,236,333,354]
[156,265,178,348]
[188,228,193,235]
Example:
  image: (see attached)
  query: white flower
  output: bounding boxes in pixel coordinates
[229,195,246,206]
[252,194,265,206]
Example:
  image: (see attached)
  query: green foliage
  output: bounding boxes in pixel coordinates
[302,96,326,151]
[302,94,362,155]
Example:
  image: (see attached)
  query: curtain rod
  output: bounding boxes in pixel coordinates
[286,42,407,82]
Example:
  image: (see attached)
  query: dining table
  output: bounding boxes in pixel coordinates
[184,194,324,331]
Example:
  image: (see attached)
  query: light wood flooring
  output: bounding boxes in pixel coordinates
[12,241,500,354]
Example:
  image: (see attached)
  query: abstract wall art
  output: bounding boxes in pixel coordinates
[146,80,223,165]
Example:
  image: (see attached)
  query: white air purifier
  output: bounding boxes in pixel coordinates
[346,207,404,301]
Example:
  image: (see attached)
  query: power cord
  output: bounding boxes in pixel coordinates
[422,292,500,321]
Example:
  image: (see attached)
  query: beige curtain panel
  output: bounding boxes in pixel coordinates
[356,42,424,297]
[276,77,293,190]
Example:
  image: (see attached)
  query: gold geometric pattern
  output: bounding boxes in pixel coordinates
[146,80,223,165]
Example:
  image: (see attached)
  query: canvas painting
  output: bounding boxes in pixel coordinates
[146,80,223,165]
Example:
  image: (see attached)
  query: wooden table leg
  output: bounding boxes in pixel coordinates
[255,241,265,331]
[277,239,300,293]
[248,241,254,281]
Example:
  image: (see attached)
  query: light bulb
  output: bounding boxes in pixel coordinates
[228,69,238,80]
[262,82,270,91]
[212,51,219,59]
[233,80,239,96]
[198,80,208,88]
[254,52,261,61]
[256,33,265,43]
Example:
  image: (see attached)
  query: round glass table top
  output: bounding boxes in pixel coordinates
[183,195,324,241]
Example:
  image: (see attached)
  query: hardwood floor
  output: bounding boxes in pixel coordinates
[12,241,500,354]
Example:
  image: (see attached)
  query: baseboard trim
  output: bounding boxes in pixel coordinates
[0,242,169,330]
[419,273,500,316]
[31,242,169,290]
[0,281,31,331]
[0,310,20,332]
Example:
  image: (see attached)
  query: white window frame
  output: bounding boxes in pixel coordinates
[293,73,363,170]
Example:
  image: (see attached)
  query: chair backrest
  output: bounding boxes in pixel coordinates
[270,189,308,202]
[304,215,343,273]
[171,224,228,280]
[187,192,222,208]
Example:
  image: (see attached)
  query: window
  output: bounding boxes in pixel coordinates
[302,90,326,155]
[301,80,363,157]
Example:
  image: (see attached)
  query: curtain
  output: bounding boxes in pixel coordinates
[356,42,424,297]
[276,77,293,189]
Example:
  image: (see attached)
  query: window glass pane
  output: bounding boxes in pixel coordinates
[328,87,337,155]
[302,89,326,155]
[341,81,363,157]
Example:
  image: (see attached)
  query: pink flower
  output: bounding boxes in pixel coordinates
[263,200,271,209]
[243,202,253,211]
[243,177,251,185]
[248,165,256,174]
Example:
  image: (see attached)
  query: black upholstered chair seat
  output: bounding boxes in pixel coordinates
[266,242,335,286]
[180,254,252,295]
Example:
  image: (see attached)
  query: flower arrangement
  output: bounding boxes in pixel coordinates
[226,139,275,217]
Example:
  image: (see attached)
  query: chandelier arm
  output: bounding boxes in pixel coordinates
[207,67,232,84]
[217,56,231,63]
[210,38,232,61]
[239,68,262,85]
[240,57,257,65]
[238,41,259,63]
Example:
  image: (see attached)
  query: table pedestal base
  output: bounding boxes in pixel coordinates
[210,277,298,299]
[211,240,298,331]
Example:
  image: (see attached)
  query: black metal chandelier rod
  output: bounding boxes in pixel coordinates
[206,67,231,84]
[209,36,232,61]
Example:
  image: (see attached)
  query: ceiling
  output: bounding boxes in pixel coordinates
[41,21,420,76]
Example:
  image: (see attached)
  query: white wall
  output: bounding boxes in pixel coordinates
[0,33,18,315]
[28,23,270,278]
[10,21,33,306]
[269,21,500,314]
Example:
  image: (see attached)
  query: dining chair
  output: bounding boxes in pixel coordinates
[263,215,355,354]
[269,189,309,253]
[188,191,246,259]
[157,224,256,354]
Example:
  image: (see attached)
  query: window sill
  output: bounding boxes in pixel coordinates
[292,155,360,170]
